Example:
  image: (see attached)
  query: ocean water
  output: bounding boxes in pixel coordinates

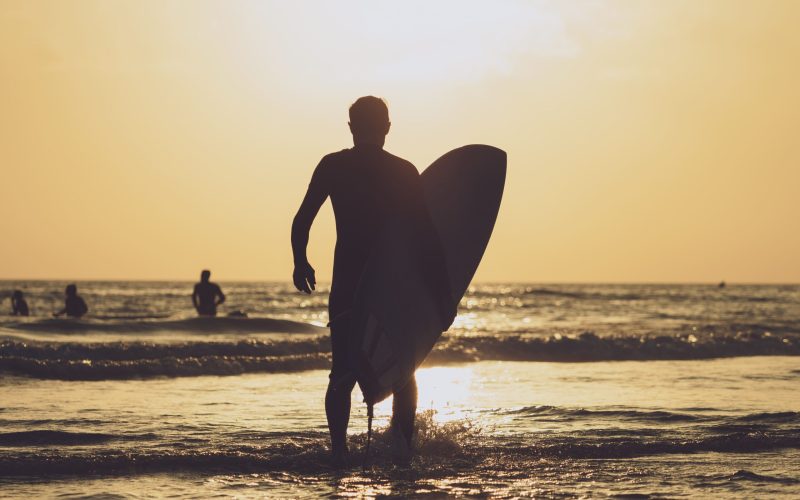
[1,281,798,498]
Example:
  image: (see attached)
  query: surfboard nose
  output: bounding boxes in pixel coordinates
[421,144,506,203]
[457,144,507,172]
[425,145,506,197]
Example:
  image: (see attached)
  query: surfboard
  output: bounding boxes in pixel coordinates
[349,144,506,406]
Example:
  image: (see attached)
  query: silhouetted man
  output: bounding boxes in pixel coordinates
[192,270,225,316]
[291,96,454,465]
[54,284,88,318]
[11,290,29,316]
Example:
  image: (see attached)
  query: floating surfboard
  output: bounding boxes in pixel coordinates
[350,145,506,405]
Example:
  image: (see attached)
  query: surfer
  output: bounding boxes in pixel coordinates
[10,290,29,316]
[291,96,455,466]
[53,284,88,318]
[192,270,226,317]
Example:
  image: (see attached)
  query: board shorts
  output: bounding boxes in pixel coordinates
[328,311,354,386]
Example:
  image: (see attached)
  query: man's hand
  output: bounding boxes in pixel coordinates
[293,262,316,294]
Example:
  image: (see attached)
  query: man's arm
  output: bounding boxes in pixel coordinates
[215,285,226,305]
[191,285,199,311]
[291,159,330,294]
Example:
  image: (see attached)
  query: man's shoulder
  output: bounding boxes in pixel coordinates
[382,150,418,175]
[319,149,352,165]
[313,150,352,179]
[320,148,418,175]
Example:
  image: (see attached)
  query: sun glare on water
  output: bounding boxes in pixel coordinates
[371,366,476,423]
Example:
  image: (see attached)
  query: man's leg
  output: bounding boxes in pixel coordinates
[391,374,418,450]
[326,376,356,456]
[326,317,355,460]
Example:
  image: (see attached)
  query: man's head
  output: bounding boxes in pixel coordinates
[348,96,390,147]
[65,284,77,297]
[12,290,23,300]
[201,270,211,282]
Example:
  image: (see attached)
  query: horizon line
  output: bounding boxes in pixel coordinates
[0,278,797,286]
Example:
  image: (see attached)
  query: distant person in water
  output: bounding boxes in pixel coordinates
[11,290,29,316]
[291,96,454,466]
[192,270,225,316]
[54,284,88,318]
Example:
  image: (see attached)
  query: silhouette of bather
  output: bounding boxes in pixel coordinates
[11,290,29,316]
[54,284,88,318]
[192,270,226,317]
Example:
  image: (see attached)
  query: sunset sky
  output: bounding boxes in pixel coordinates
[1,0,798,283]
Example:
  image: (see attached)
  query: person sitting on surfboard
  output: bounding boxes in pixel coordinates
[192,269,226,317]
[291,96,455,466]
[53,284,88,318]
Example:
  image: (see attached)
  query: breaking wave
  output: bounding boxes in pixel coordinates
[2,317,325,335]
[1,331,798,380]
[503,407,800,430]
[0,430,157,447]
[729,470,800,484]
[0,410,798,476]
[503,405,705,422]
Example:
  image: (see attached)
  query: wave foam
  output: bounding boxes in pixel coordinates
[3,317,325,335]
[1,332,797,380]
[0,417,797,475]
[0,430,156,446]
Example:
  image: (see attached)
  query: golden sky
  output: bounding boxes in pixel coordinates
[1,0,798,282]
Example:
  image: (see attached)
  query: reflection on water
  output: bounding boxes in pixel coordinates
[392,366,474,424]
[1,358,799,497]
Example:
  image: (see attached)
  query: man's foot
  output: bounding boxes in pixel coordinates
[330,448,350,469]
[390,426,413,466]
